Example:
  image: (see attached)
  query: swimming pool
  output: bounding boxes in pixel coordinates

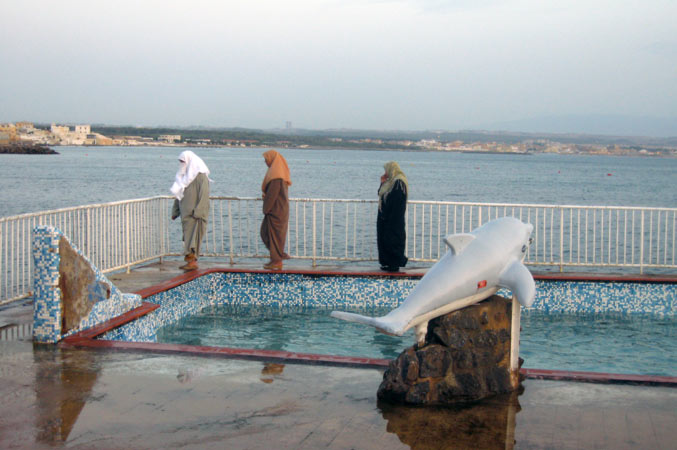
[155,304,676,376]
[97,270,676,378]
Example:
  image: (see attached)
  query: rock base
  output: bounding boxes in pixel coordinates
[0,144,58,154]
[377,295,524,405]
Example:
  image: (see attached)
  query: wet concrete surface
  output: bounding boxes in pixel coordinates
[1,258,676,448]
[1,338,676,449]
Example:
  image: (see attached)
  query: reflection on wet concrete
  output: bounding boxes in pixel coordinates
[260,362,285,384]
[379,387,522,449]
[33,345,99,445]
[1,338,675,449]
[0,323,33,341]
[177,366,204,384]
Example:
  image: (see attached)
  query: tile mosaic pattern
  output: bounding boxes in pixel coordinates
[530,281,675,315]
[31,226,142,343]
[32,227,63,343]
[101,271,675,343]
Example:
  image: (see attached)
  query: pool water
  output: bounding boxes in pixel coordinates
[520,311,676,376]
[156,304,676,376]
[157,305,411,360]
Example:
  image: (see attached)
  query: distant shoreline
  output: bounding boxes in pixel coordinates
[62,143,677,158]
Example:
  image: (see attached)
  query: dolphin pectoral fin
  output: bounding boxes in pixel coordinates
[330,311,405,336]
[499,260,536,307]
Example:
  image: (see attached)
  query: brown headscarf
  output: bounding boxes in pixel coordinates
[261,149,292,192]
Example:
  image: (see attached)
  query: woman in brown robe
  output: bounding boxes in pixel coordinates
[260,150,291,270]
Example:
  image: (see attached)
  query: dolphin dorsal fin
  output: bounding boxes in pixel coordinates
[443,233,475,255]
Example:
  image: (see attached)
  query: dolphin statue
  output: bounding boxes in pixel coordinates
[331,216,535,344]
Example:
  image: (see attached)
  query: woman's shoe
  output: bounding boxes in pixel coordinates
[263,261,283,270]
[179,260,198,271]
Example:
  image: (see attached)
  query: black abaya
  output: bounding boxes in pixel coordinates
[377,180,408,270]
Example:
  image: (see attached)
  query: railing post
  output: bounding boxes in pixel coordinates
[125,202,131,273]
[640,210,645,274]
[0,220,4,302]
[559,207,564,272]
[510,295,521,372]
[86,208,90,259]
[228,200,234,264]
[158,199,164,264]
[312,201,317,267]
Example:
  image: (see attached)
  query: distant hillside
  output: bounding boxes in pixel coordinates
[268,127,677,147]
[481,114,677,139]
[81,124,677,149]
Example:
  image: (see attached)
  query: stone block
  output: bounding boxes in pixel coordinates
[378,295,521,405]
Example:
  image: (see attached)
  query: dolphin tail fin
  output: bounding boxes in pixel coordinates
[499,260,536,307]
[330,311,405,336]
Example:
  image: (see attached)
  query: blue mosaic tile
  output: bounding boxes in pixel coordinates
[32,227,62,343]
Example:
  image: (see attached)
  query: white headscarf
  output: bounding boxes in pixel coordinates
[170,151,211,200]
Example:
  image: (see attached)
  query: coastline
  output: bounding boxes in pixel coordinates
[64,143,676,158]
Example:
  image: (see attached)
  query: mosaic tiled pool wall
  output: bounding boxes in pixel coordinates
[100,272,418,342]
[101,271,676,343]
[31,226,142,343]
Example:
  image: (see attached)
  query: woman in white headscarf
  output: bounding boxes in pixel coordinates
[170,151,211,271]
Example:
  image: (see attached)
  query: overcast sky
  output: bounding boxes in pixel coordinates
[1,0,676,133]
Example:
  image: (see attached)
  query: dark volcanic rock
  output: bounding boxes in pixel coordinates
[0,144,58,154]
[378,295,522,406]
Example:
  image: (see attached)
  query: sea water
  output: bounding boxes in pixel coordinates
[2,146,676,217]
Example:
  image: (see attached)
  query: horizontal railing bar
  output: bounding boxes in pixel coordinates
[4,198,675,225]
[0,196,168,223]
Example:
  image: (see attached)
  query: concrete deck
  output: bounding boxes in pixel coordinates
[1,258,676,448]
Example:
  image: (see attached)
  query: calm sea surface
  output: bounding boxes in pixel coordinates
[1,146,676,217]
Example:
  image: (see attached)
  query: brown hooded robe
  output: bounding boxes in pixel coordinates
[260,150,291,263]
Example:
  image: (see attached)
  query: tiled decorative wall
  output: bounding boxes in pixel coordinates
[31,226,142,343]
[101,271,675,343]
[32,227,63,343]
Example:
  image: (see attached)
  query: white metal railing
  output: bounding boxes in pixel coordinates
[1,197,170,305]
[2,196,676,305]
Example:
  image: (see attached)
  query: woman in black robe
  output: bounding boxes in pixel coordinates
[377,161,409,272]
